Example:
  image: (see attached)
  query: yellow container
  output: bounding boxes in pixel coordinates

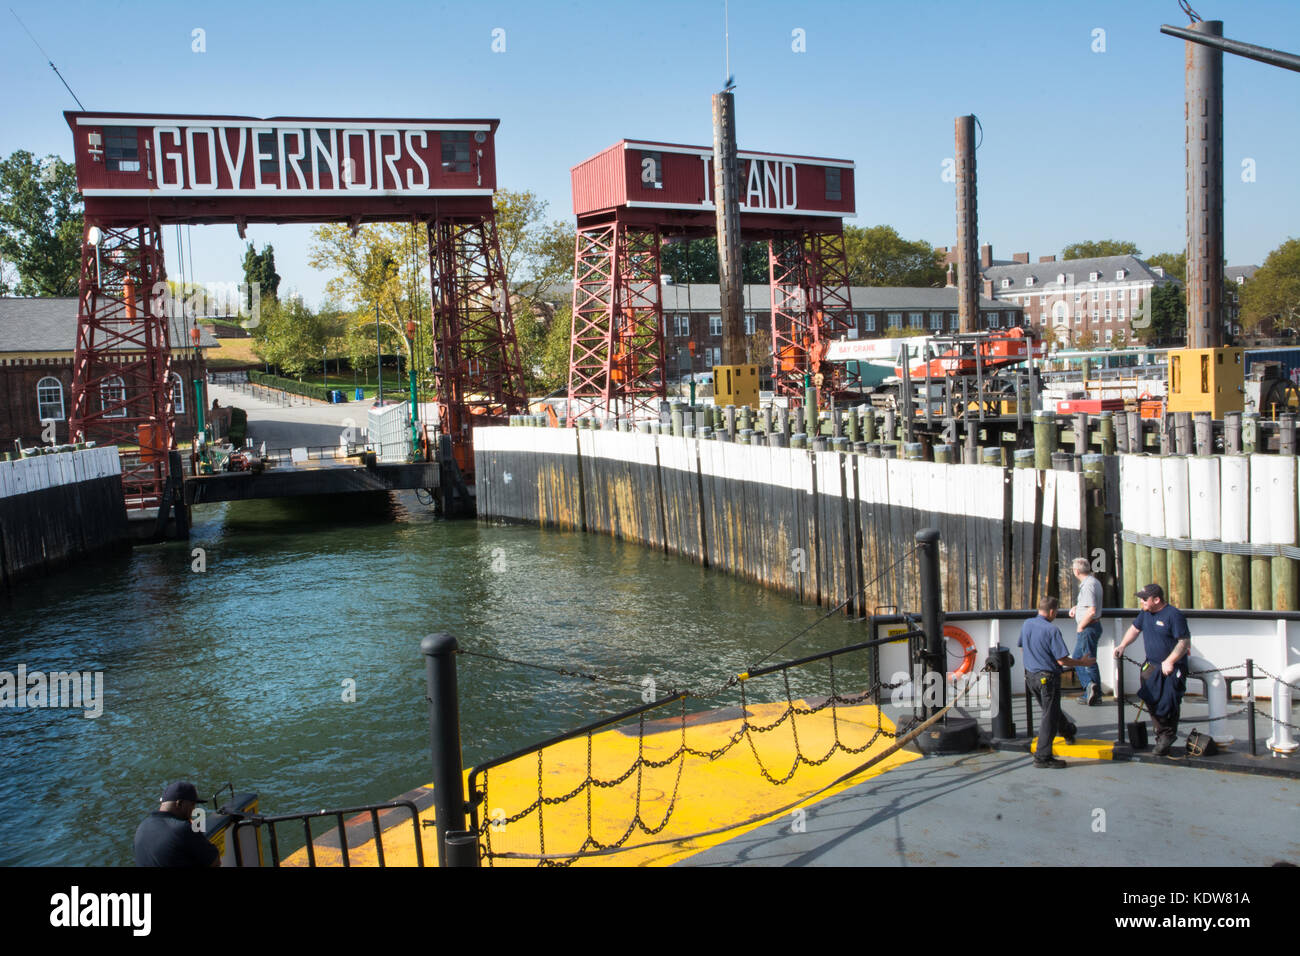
[712,364,759,409]
[1167,347,1244,416]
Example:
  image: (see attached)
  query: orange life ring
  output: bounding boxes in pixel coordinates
[945,625,977,680]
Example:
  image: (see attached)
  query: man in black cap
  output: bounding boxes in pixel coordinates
[1114,583,1191,756]
[133,782,220,867]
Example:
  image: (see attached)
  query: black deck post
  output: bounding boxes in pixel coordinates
[1115,651,1126,744]
[990,646,1015,740]
[422,633,474,867]
[916,528,943,718]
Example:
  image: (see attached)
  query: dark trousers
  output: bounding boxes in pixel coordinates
[1150,698,1181,749]
[1028,670,1077,761]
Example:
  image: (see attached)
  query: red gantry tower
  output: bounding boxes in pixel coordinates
[567,139,857,421]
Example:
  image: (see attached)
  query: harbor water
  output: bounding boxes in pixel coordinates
[0,491,871,866]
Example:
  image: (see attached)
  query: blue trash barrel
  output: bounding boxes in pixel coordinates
[355,387,364,401]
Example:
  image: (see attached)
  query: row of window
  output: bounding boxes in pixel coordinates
[1028,310,1133,326]
[34,375,187,421]
[1003,287,1145,305]
[664,310,1015,337]
[1000,269,1131,289]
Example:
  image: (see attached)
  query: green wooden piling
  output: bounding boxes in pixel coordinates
[1195,549,1222,609]
[1033,411,1055,470]
[1251,556,1272,610]
[934,444,952,464]
[1099,412,1115,455]
[1272,556,1298,611]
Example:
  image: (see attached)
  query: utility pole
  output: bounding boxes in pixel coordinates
[712,90,745,366]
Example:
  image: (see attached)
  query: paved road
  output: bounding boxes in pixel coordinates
[208,383,372,450]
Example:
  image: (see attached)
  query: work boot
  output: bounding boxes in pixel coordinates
[1034,758,1067,769]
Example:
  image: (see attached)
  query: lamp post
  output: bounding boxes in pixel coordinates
[375,300,383,406]
[323,346,328,392]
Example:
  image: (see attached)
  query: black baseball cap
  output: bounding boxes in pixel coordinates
[160,781,204,803]
[1135,583,1164,601]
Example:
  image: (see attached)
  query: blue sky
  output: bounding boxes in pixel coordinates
[3,0,1297,306]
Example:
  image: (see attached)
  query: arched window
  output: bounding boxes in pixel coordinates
[37,376,65,421]
[101,375,127,418]
[171,372,185,414]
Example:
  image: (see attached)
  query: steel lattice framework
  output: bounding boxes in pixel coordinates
[768,228,857,399]
[70,222,174,508]
[429,215,528,478]
[567,223,665,423]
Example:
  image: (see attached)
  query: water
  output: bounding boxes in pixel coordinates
[0,492,871,866]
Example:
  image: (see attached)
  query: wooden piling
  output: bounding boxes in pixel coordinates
[1074,412,1089,456]
[1174,412,1192,455]
[1033,412,1054,470]
[1224,411,1242,454]
[934,444,952,464]
[862,410,876,444]
[1193,412,1213,456]
[1099,411,1115,455]
[1242,413,1259,455]
[1220,454,1249,609]
[1280,413,1296,457]
[1126,410,1142,453]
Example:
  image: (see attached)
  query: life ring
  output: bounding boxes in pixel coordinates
[945,625,977,680]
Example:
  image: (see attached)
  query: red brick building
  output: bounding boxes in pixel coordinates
[0,297,215,449]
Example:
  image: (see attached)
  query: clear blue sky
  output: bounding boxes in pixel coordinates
[3,0,1297,306]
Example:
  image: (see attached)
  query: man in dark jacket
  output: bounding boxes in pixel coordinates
[1018,596,1097,768]
[1114,583,1191,756]
[133,781,220,867]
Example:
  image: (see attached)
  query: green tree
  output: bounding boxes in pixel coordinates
[537,302,574,394]
[241,242,281,305]
[1240,239,1300,337]
[1061,239,1141,261]
[0,151,82,296]
[494,189,576,304]
[1134,282,1185,345]
[843,225,944,286]
[252,298,332,375]
[1144,250,1186,282]
[660,238,768,284]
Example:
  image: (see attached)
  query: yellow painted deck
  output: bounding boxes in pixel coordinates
[283,696,920,867]
[1029,736,1122,760]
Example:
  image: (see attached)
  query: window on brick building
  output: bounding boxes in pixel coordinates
[709,314,721,337]
[887,312,902,329]
[908,312,923,328]
[675,314,691,337]
[930,311,943,329]
[101,376,127,418]
[37,376,64,421]
[172,373,185,414]
[863,313,876,332]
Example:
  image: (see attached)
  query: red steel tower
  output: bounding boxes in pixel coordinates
[568,140,857,420]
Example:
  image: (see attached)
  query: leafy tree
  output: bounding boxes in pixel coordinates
[0,151,82,296]
[494,189,575,305]
[241,242,281,306]
[1109,330,1128,349]
[843,225,944,286]
[1144,250,1186,282]
[537,303,574,393]
[1134,282,1185,345]
[1061,239,1141,261]
[252,298,332,376]
[1240,239,1300,337]
[660,238,768,284]
[1074,330,1097,351]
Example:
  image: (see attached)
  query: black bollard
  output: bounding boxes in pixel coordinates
[1115,651,1126,745]
[421,633,470,867]
[989,646,1016,741]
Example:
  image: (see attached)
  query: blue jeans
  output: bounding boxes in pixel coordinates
[1073,622,1102,696]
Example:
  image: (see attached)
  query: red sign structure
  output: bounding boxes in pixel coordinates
[568,139,857,420]
[66,111,524,509]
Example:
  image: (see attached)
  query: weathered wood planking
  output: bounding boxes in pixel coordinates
[474,427,1084,614]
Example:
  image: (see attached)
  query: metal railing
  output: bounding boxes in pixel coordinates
[231,800,426,867]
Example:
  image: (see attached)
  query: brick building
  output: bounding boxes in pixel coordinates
[658,282,1022,380]
[0,297,216,449]
[966,249,1176,347]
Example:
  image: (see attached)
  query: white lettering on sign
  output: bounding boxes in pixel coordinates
[94,121,487,195]
[742,159,798,211]
[155,127,183,190]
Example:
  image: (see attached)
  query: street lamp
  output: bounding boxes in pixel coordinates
[323,346,328,392]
